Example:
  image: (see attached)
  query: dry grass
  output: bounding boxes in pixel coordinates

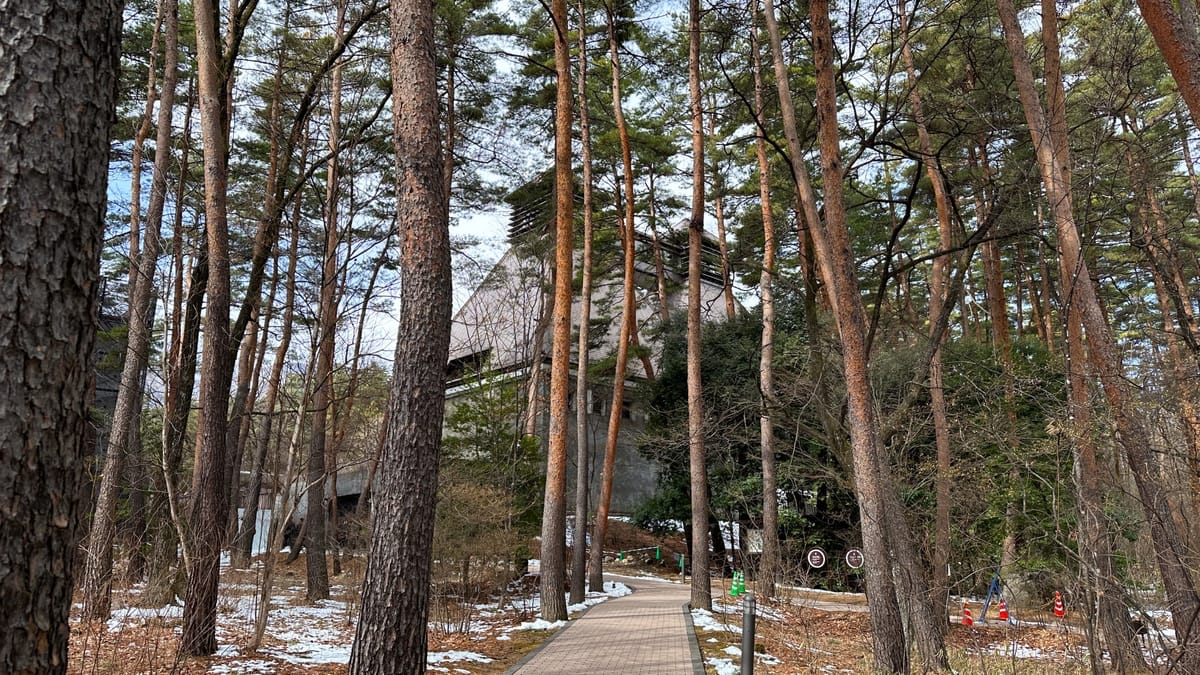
[69,552,550,674]
[69,541,1164,674]
[695,591,1123,674]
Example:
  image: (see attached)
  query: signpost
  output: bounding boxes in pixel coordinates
[806,547,827,569]
[845,548,864,569]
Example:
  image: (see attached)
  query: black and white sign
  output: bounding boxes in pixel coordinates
[845,548,865,569]
[806,547,827,569]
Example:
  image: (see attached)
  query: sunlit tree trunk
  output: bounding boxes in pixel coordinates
[764,0,948,666]
[536,0,575,624]
[1135,0,1200,126]
[588,4,639,595]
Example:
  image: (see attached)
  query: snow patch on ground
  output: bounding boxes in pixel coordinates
[509,580,632,630]
[104,604,184,631]
[777,583,863,598]
[269,639,352,665]
[713,599,783,621]
[979,642,1048,659]
[428,650,493,664]
[691,608,742,634]
[209,659,276,673]
[513,618,567,631]
[706,656,739,674]
[263,600,355,664]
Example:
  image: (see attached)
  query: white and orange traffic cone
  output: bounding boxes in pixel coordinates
[998,598,1010,622]
[1053,590,1065,618]
[962,600,974,627]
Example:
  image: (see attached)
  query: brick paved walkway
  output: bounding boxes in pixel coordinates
[508,575,704,674]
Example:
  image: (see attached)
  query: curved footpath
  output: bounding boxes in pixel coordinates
[507,575,705,674]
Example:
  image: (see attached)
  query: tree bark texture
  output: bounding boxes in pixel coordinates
[535,0,575,624]
[180,0,236,652]
[0,0,121,667]
[1136,0,1200,127]
[347,0,451,666]
[811,0,949,665]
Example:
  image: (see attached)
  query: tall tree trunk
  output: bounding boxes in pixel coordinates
[81,0,179,620]
[347,0,452,666]
[180,0,237,652]
[570,0,595,605]
[750,0,780,597]
[687,0,712,612]
[764,0,948,666]
[304,0,348,601]
[535,0,575,623]
[0,0,119,668]
[997,0,1200,667]
[144,100,198,605]
[898,0,955,621]
[588,4,639,595]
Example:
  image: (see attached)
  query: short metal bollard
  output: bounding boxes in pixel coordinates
[741,592,755,675]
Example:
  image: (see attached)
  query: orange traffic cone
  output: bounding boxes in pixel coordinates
[998,598,1010,622]
[1053,591,1065,618]
[962,601,974,627]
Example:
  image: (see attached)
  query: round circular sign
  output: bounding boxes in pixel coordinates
[845,548,865,569]
[806,547,827,569]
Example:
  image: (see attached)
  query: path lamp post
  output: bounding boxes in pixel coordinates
[741,591,756,674]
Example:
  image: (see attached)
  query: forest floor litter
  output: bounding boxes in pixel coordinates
[68,522,1175,673]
